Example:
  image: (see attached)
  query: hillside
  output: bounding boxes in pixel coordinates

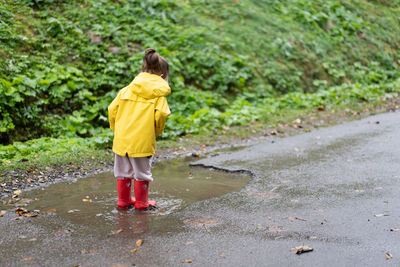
[1,0,400,145]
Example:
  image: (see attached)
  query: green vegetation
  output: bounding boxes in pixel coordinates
[1,0,400,169]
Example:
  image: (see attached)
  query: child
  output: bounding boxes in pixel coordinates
[108,48,171,210]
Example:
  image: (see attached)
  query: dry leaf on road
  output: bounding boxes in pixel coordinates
[15,208,28,216]
[292,245,314,254]
[386,252,392,260]
[288,216,307,222]
[184,259,193,263]
[67,209,80,213]
[203,224,212,234]
[44,209,56,214]
[374,214,389,217]
[110,229,123,235]
[136,239,143,246]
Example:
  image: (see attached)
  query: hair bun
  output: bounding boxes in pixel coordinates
[145,48,156,56]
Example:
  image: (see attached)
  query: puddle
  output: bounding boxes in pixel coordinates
[3,157,250,233]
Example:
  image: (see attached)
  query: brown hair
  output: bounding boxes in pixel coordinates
[142,48,169,81]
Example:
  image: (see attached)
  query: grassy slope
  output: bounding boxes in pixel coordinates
[183,0,400,91]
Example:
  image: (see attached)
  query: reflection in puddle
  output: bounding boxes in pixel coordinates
[9,157,250,233]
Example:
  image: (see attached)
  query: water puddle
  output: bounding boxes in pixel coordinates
[3,157,250,234]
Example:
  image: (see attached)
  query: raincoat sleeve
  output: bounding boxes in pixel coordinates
[154,96,171,136]
[108,91,121,131]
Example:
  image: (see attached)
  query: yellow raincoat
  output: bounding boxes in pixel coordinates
[108,72,171,157]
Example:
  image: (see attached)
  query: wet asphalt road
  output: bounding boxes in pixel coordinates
[1,111,400,266]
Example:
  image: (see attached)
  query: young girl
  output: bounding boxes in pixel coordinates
[108,48,171,210]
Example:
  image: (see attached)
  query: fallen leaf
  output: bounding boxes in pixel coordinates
[292,245,314,254]
[220,252,226,258]
[288,217,307,222]
[386,252,392,260]
[67,209,80,213]
[82,199,92,202]
[374,214,389,217]
[44,208,57,214]
[270,129,278,135]
[203,224,212,234]
[0,210,6,217]
[13,189,22,195]
[111,229,123,235]
[185,241,193,245]
[136,239,143,246]
[130,248,138,253]
[26,178,32,183]
[15,207,28,216]
[184,259,193,263]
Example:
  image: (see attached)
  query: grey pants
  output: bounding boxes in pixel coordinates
[114,153,153,182]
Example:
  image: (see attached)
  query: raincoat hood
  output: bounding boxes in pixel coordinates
[122,72,171,99]
[108,71,171,157]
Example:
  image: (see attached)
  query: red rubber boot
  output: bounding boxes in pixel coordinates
[134,180,157,210]
[117,178,135,210]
